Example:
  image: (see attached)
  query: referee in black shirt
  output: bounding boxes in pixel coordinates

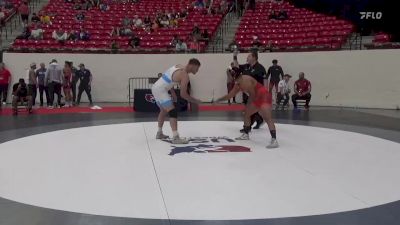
[233,50,267,131]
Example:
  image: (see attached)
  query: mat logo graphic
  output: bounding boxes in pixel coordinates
[145,94,156,103]
[360,12,382,19]
[164,137,251,156]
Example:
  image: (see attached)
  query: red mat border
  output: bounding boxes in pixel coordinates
[0,104,245,116]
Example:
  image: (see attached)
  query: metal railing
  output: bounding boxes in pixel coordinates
[128,77,157,105]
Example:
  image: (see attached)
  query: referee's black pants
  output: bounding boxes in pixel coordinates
[77,83,93,104]
[48,82,62,106]
[28,84,37,106]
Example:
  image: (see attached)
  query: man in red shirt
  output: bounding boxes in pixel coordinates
[0,63,11,109]
[292,72,311,109]
[18,1,30,23]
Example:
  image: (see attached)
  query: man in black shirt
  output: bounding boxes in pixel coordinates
[76,63,93,105]
[266,59,284,93]
[266,59,284,103]
[233,51,267,130]
[12,79,32,115]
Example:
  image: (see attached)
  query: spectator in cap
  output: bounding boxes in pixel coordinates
[27,62,38,106]
[276,74,291,110]
[35,63,49,107]
[76,63,93,105]
[45,59,64,108]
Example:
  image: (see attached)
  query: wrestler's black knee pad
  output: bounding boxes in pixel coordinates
[168,108,178,118]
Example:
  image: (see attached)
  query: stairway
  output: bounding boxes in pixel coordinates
[206,11,242,53]
[1,0,50,50]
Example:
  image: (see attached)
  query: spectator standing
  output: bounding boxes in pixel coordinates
[292,72,312,109]
[76,63,93,105]
[27,62,38,106]
[18,1,29,24]
[266,59,284,95]
[63,62,73,107]
[35,63,49,107]
[0,62,11,106]
[12,79,32,115]
[276,74,291,110]
[45,59,64,108]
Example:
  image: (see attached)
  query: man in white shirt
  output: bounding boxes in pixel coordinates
[175,39,187,52]
[30,25,44,40]
[52,28,67,43]
[276,74,291,110]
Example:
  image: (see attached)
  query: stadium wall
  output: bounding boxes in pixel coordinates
[3,49,400,109]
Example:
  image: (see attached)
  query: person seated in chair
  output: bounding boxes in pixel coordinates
[276,74,291,110]
[12,79,32,115]
[292,72,311,110]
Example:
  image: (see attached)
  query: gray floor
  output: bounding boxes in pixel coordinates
[1,107,400,225]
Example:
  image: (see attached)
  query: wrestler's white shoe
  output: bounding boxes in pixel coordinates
[235,133,249,140]
[266,139,279,149]
[156,131,169,139]
[172,136,189,144]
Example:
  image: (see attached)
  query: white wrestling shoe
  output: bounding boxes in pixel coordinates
[266,139,279,149]
[235,133,249,140]
[172,136,189,144]
[156,131,169,139]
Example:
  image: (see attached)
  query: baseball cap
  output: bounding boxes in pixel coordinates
[284,74,292,77]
